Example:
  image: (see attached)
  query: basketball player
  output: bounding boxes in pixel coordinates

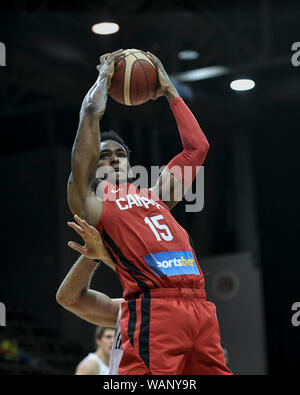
[75,326,115,375]
[66,48,232,374]
[56,245,123,375]
[56,215,124,374]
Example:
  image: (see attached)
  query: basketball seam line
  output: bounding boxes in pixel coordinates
[131,52,150,104]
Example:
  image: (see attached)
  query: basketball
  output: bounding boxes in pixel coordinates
[109,49,158,106]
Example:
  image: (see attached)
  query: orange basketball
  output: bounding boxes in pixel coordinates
[109,49,158,106]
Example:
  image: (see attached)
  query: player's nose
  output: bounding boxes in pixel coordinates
[110,153,119,164]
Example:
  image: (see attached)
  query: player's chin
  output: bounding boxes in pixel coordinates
[118,173,130,183]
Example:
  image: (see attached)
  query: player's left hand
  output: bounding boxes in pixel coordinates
[146,51,179,101]
[67,215,111,261]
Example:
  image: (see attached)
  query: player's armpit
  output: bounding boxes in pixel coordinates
[83,192,103,227]
[67,176,103,226]
[67,173,86,218]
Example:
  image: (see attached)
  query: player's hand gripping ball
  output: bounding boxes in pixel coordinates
[109,49,158,106]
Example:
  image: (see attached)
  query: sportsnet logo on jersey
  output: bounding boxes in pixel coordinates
[144,250,200,277]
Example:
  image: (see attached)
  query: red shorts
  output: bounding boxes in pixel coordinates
[118,288,232,375]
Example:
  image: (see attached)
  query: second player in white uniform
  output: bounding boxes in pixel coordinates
[76,352,109,375]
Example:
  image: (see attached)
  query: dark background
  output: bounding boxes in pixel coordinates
[0,0,299,375]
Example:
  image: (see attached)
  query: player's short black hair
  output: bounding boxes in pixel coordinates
[101,130,131,162]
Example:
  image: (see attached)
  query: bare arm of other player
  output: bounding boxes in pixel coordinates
[56,216,123,327]
[67,49,125,226]
[75,359,100,375]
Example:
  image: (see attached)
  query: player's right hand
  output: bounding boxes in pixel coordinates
[67,215,111,261]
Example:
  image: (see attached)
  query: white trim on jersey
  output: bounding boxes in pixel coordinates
[108,307,123,375]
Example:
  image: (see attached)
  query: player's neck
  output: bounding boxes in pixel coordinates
[109,177,136,185]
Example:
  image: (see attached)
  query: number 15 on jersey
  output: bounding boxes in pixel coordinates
[144,215,173,241]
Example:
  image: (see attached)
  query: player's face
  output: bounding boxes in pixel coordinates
[98,140,129,182]
[97,329,115,356]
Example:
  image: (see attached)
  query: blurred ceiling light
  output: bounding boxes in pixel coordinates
[178,50,199,60]
[91,22,119,35]
[230,79,255,91]
[173,65,229,82]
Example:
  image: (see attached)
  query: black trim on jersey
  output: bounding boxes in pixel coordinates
[139,291,151,368]
[188,233,196,252]
[188,232,204,275]
[106,245,119,266]
[102,228,159,290]
[127,300,136,347]
[115,331,122,350]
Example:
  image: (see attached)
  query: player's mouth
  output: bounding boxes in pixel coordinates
[113,166,127,175]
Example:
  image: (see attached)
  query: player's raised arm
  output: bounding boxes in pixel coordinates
[67,49,124,225]
[147,52,210,210]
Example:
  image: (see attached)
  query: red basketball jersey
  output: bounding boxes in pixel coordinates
[96,180,206,300]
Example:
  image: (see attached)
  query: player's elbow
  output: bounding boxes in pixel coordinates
[55,288,74,308]
[199,137,210,154]
[190,139,210,162]
[80,103,104,120]
[55,290,68,307]
[189,136,210,156]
